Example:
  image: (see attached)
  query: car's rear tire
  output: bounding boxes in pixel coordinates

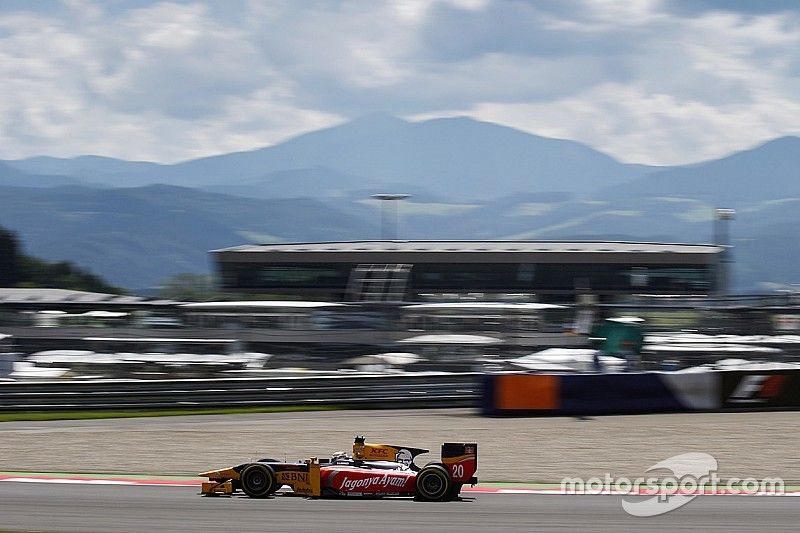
[240,463,277,498]
[415,464,452,501]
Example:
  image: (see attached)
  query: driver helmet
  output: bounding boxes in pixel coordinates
[330,450,349,463]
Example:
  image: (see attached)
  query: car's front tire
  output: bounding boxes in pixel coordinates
[415,464,452,501]
[240,463,277,498]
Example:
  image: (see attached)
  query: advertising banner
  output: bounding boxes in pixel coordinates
[719,370,800,409]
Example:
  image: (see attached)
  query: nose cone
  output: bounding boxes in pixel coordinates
[200,467,239,480]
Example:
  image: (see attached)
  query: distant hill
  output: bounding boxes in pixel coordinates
[0,161,29,182]
[597,136,800,207]
[0,160,83,188]
[5,115,654,199]
[367,192,800,290]
[391,194,714,243]
[3,119,800,292]
[8,155,167,187]
[164,114,655,199]
[201,167,375,199]
[0,185,373,290]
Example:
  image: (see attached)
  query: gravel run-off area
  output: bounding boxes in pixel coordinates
[1,409,798,483]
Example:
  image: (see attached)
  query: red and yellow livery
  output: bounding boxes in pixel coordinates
[201,435,477,502]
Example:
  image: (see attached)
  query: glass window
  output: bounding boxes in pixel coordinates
[219,260,714,294]
[219,262,352,289]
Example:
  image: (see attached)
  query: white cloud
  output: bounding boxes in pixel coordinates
[0,1,343,161]
[467,83,800,165]
[414,5,800,164]
[0,0,798,164]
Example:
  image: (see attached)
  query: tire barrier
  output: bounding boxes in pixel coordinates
[482,369,800,416]
[0,373,480,412]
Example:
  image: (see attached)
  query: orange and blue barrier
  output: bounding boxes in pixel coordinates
[482,371,720,416]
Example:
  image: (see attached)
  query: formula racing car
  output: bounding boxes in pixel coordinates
[200,436,477,501]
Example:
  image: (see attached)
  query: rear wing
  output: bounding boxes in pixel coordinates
[352,436,429,463]
[441,442,478,485]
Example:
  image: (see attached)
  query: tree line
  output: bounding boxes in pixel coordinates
[0,226,123,294]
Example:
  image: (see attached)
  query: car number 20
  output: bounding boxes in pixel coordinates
[451,464,464,477]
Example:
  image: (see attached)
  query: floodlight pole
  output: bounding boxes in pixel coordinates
[714,207,736,297]
[372,194,410,240]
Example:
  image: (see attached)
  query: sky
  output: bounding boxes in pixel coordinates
[0,0,798,165]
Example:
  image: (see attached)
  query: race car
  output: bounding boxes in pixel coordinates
[200,436,477,501]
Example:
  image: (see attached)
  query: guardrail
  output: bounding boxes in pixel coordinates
[0,373,481,411]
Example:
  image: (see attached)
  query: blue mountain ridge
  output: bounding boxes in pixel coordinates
[2,117,799,291]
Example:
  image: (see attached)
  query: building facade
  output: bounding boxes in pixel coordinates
[212,240,720,302]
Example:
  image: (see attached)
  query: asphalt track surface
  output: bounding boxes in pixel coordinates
[2,408,798,532]
[1,483,798,532]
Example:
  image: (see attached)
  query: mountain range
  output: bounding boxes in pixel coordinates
[7,114,656,198]
[1,115,799,292]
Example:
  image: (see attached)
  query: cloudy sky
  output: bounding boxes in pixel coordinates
[1,0,798,165]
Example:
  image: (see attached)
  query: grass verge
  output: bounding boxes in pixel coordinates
[0,405,341,423]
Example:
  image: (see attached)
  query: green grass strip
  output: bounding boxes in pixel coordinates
[0,405,341,422]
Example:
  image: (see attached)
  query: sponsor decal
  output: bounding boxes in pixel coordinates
[340,473,409,491]
[720,371,800,409]
[728,374,787,404]
[280,471,309,483]
[396,449,412,467]
[368,447,391,458]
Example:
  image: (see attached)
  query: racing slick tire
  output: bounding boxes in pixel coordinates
[240,463,277,498]
[415,464,452,502]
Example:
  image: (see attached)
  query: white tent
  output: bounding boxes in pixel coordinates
[509,348,626,372]
[403,302,565,311]
[398,334,503,345]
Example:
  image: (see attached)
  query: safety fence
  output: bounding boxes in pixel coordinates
[3,370,799,415]
[482,370,800,415]
[0,373,479,411]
